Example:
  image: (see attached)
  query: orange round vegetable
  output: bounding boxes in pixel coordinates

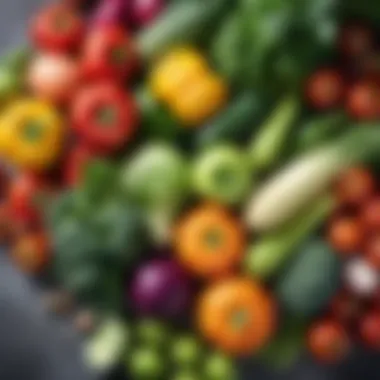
[149,47,208,103]
[11,232,50,274]
[170,73,228,126]
[197,277,276,355]
[173,203,245,278]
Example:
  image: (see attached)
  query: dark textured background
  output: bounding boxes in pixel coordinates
[0,1,379,379]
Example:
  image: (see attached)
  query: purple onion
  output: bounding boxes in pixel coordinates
[91,0,130,27]
[130,259,192,318]
[131,0,165,27]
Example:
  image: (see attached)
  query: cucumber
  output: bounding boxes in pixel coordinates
[195,92,263,149]
[84,318,129,373]
[275,239,341,317]
[137,0,229,61]
[295,112,348,153]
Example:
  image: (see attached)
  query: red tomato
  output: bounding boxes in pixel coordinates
[71,82,139,154]
[27,53,80,103]
[359,309,380,348]
[338,24,374,58]
[305,69,344,110]
[11,232,50,274]
[334,167,375,207]
[30,4,84,52]
[365,234,380,270]
[307,319,350,363]
[346,81,380,120]
[8,174,52,225]
[330,289,364,325]
[81,25,137,81]
[361,197,380,232]
[64,144,94,186]
[327,215,364,255]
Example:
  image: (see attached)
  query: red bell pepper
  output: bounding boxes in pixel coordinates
[71,82,139,154]
[31,4,84,52]
[81,25,138,81]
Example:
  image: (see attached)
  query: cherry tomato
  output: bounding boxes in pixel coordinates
[338,24,374,58]
[330,289,364,325]
[30,4,84,52]
[64,144,94,186]
[81,25,137,81]
[8,174,52,225]
[327,215,364,255]
[346,81,380,120]
[359,309,380,348]
[27,53,80,104]
[71,82,139,154]
[11,232,50,274]
[305,69,344,110]
[307,319,350,363]
[365,234,380,270]
[334,167,375,207]
[361,197,380,232]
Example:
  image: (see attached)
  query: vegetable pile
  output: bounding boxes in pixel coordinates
[3,0,380,378]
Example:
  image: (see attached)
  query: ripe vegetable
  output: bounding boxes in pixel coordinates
[330,290,364,325]
[359,310,380,348]
[169,73,228,126]
[334,167,375,206]
[327,215,364,254]
[31,4,84,52]
[244,127,380,232]
[249,95,299,171]
[0,99,64,171]
[174,204,245,278]
[130,259,192,318]
[344,258,379,297]
[305,69,344,110]
[0,66,23,103]
[171,334,203,367]
[192,145,251,205]
[84,318,129,372]
[9,173,51,225]
[275,239,341,317]
[338,24,374,58]
[136,319,169,348]
[71,82,139,154]
[204,352,237,380]
[365,234,380,270]
[27,53,80,103]
[149,46,208,103]
[91,0,128,27]
[197,277,275,355]
[129,347,165,379]
[131,0,165,27]
[307,320,350,363]
[64,145,94,187]
[245,195,333,279]
[346,81,380,120]
[81,25,137,81]
[361,197,380,231]
[11,232,50,274]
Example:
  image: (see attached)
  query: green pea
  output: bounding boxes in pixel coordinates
[137,319,169,348]
[204,352,237,380]
[171,335,203,368]
[129,347,165,379]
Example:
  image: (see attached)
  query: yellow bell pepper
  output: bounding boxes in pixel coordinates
[149,46,209,103]
[169,73,228,126]
[0,99,64,171]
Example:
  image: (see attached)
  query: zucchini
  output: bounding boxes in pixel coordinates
[275,239,341,317]
[195,92,263,149]
[137,0,229,61]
